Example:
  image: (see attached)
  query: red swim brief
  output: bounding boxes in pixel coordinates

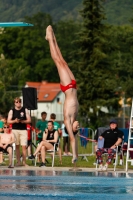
[60,80,77,92]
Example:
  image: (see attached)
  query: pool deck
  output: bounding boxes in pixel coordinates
[0,165,132,173]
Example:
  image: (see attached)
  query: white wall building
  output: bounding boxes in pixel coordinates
[25,81,65,123]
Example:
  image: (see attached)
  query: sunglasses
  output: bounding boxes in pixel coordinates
[15,101,21,103]
[4,126,9,128]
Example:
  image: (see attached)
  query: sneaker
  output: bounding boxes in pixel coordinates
[98,164,103,171]
[119,159,123,166]
[67,152,72,156]
[93,159,97,166]
[102,164,108,171]
[28,155,35,160]
[39,162,46,167]
[131,160,133,166]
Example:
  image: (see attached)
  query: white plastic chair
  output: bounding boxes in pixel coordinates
[34,142,60,167]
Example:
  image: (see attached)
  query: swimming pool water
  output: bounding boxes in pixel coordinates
[0,170,132,200]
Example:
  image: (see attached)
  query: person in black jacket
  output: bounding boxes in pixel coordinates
[96,119,123,171]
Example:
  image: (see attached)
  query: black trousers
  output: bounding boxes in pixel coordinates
[63,136,70,152]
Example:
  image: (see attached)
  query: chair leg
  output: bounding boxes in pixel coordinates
[114,148,119,171]
[34,154,38,166]
[52,152,55,167]
[12,147,14,167]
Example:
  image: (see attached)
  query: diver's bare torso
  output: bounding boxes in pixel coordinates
[64,88,79,117]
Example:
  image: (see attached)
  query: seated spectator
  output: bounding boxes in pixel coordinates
[0,123,15,168]
[96,119,123,171]
[29,121,58,167]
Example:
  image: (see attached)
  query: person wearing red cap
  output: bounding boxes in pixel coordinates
[96,119,124,171]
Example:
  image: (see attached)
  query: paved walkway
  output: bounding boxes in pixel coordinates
[0,165,132,173]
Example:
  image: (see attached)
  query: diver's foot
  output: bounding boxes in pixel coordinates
[45,25,53,41]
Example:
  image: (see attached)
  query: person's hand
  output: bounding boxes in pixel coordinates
[99,136,103,140]
[45,128,48,134]
[110,145,116,149]
[15,118,20,123]
[20,120,25,123]
[35,128,41,135]
[3,144,7,149]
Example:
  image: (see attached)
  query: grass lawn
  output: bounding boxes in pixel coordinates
[28,137,133,170]
[2,136,133,170]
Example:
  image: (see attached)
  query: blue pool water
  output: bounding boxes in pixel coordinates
[0,170,133,200]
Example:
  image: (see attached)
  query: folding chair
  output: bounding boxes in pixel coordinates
[47,142,60,167]
[34,142,60,167]
[113,144,124,171]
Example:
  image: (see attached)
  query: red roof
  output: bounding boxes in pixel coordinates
[26,81,61,102]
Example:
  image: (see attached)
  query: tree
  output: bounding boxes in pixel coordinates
[0,55,24,114]
[0,12,60,83]
[76,0,119,128]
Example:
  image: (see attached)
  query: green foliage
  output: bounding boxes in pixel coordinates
[104,0,133,25]
[0,0,133,25]
[0,55,23,114]
[75,0,119,128]
[0,0,82,22]
[0,12,59,83]
[107,25,133,98]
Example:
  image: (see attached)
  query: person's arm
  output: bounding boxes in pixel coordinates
[4,134,15,148]
[0,135,3,148]
[46,131,59,143]
[7,110,20,124]
[35,121,40,135]
[9,134,15,145]
[99,130,106,140]
[58,128,62,137]
[111,138,122,149]
[20,108,31,124]
[42,129,48,141]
